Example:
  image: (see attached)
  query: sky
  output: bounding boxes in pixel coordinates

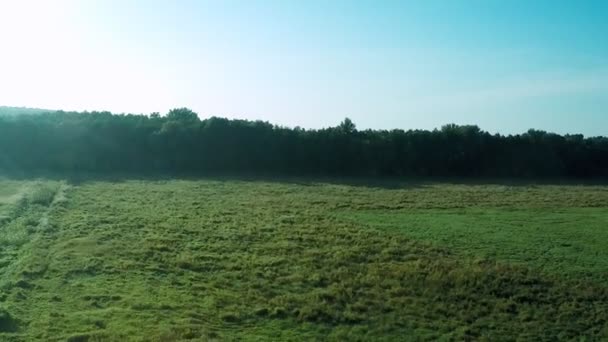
[0,0,606,136]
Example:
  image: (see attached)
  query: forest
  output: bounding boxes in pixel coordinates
[1,107,607,178]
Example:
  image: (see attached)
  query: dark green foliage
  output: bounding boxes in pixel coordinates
[0,107,606,178]
[0,308,18,333]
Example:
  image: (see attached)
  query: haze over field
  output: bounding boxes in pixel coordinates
[0,0,607,135]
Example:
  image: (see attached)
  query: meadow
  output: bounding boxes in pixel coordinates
[0,178,607,341]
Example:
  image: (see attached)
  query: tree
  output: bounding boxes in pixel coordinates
[166,108,199,123]
[339,117,356,134]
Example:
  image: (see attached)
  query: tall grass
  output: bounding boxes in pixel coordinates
[1,179,607,340]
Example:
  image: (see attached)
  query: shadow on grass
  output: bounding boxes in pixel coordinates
[1,170,607,190]
[0,309,19,333]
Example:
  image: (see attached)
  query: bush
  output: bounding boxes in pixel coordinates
[28,183,59,206]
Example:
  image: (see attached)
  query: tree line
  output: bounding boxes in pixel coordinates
[0,107,606,178]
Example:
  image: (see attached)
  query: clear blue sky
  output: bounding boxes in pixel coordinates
[0,0,606,135]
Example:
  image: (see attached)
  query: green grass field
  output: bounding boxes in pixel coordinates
[0,178,607,341]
